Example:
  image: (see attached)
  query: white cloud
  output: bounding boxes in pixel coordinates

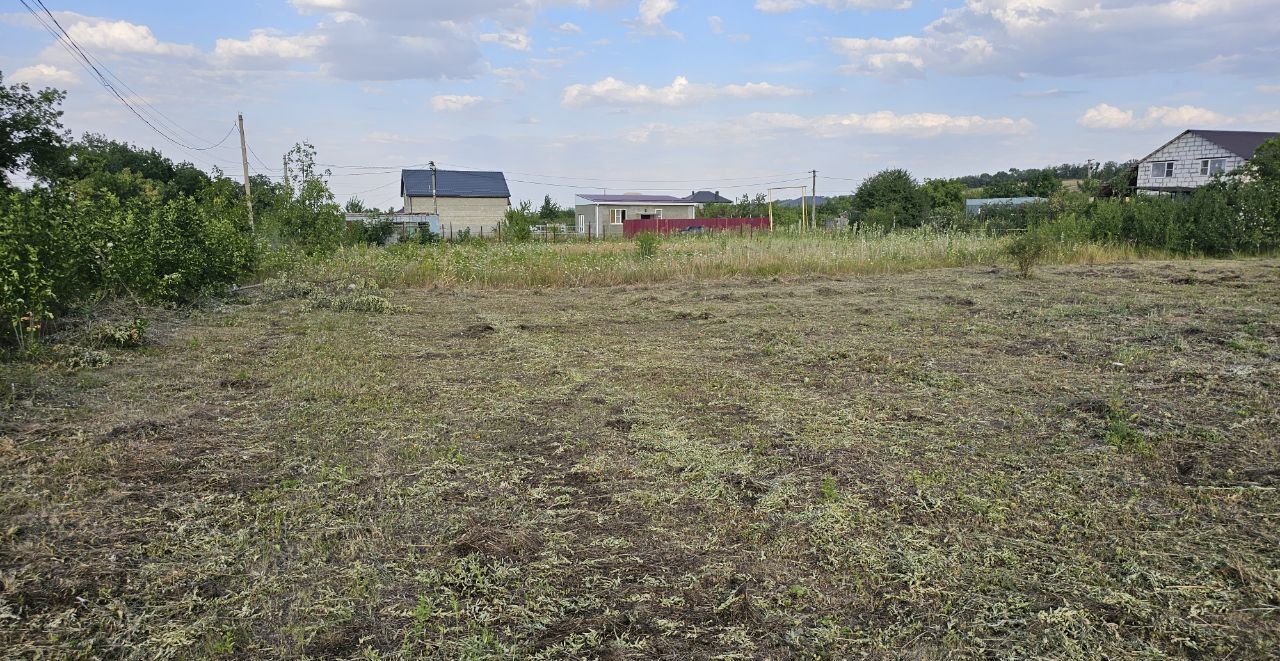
[756,0,910,13]
[64,17,197,57]
[707,15,723,34]
[831,35,992,79]
[479,30,532,51]
[1258,85,1280,95]
[629,0,681,38]
[832,0,1280,80]
[556,22,582,34]
[1078,103,1231,130]
[562,76,806,108]
[431,94,484,112]
[745,110,1032,138]
[1078,104,1134,130]
[213,30,324,66]
[11,63,78,86]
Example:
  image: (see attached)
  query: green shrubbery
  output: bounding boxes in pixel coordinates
[1,187,256,347]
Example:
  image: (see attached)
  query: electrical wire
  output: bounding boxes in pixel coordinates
[20,0,238,157]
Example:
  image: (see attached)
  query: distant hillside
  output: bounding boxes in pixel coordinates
[776,196,829,208]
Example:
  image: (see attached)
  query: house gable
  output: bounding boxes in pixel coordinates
[1136,132,1242,191]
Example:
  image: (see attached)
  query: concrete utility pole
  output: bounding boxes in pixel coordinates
[237,113,254,230]
[282,154,291,198]
[811,169,818,230]
[429,160,439,215]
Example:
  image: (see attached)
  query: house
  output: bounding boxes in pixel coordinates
[401,169,511,237]
[965,197,1046,215]
[1136,129,1279,194]
[682,190,733,205]
[573,194,698,237]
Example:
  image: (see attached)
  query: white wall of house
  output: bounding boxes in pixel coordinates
[572,203,697,236]
[405,196,510,237]
[1137,133,1245,191]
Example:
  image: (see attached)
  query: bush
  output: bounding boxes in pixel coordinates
[0,186,257,348]
[1004,231,1049,277]
[635,232,660,259]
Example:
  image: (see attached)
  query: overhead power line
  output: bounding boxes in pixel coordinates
[20,0,238,158]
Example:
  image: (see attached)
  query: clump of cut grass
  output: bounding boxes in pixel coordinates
[88,318,148,348]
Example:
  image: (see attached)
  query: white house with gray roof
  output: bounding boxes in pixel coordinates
[1136,129,1278,194]
[401,169,511,237]
[574,194,698,237]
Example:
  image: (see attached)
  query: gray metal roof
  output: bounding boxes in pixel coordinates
[1188,130,1279,160]
[682,190,733,204]
[401,169,510,198]
[577,194,693,204]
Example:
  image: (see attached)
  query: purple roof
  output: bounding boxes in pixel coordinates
[577,194,693,204]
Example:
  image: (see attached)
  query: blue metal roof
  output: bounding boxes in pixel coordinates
[401,169,511,198]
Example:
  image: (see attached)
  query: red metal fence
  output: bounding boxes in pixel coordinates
[622,217,770,238]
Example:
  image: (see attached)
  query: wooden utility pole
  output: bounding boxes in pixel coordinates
[282,154,291,198]
[237,113,254,230]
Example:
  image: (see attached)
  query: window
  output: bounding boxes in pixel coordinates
[611,209,626,224]
[655,209,664,220]
[1200,158,1226,176]
[1151,161,1175,178]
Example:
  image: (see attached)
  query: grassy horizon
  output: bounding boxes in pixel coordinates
[265,228,1168,290]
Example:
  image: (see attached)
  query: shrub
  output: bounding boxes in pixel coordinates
[635,232,660,259]
[1004,231,1049,277]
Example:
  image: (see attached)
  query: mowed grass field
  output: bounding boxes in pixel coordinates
[3,258,1279,658]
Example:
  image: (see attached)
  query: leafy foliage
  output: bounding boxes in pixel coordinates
[0,71,68,188]
[852,169,929,229]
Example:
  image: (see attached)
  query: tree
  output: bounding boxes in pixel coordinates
[266,141,343,253]
[538,194,561,221]
[852,168,928,227]
[0,71,69,188]
[344,197,368,213]
[982,179,1023,198]
[921,178,966,211]
[1023,168,1063,198]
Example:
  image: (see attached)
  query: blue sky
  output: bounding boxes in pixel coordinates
[2,0,1278,207]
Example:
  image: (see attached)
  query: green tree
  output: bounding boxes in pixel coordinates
[538,194,561,221]
[921,178,966,211]
[0,71,69,188]
[852,168,929,227]
[1023,168,1063,198]
[982,179,1024,198]
[265,141,343,253]
[344,196,368,213]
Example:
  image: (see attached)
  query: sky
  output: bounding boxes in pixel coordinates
[2,0,1278,208]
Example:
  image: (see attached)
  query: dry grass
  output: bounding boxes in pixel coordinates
[2,257,1278,658]
[277,229,1157,290]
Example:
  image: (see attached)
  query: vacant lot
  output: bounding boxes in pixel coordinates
[3,259,1278,658]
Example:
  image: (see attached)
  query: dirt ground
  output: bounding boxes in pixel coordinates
[3,259,1278,658]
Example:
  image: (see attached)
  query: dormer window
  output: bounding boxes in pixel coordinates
[1151,161,1175,178]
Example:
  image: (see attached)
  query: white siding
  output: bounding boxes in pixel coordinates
[1136,133,1244,191]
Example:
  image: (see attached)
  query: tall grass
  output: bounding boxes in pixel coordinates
[270,228,1160,290]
